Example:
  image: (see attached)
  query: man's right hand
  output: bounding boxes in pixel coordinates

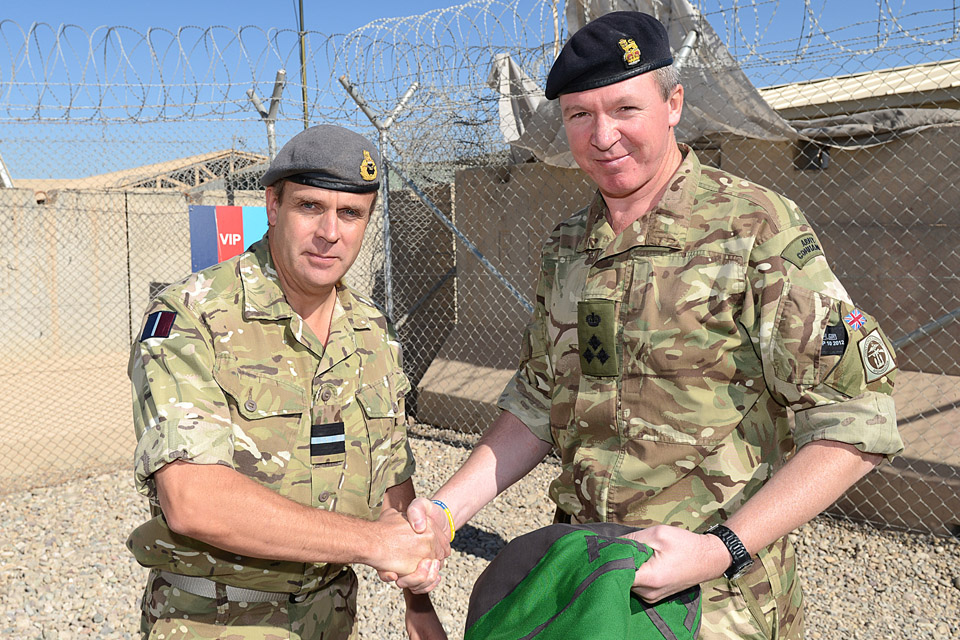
[371,506,449,589]
[386,498,452,592]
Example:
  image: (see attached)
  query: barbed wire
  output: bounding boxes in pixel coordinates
[702,0,960,74]
[3,0,959,125]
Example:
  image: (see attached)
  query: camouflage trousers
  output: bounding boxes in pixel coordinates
[699,536,804,640]
[139,568,359,640]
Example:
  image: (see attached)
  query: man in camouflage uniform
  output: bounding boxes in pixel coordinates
[128,125,449,639]
[402,12,903,639]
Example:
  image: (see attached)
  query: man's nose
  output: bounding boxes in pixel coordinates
[315,212,340,242]
[592,114,620,150]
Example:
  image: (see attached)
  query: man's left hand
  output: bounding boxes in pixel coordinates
[623,525,731,602]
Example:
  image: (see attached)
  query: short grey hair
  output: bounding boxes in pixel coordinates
[653,65,680,101]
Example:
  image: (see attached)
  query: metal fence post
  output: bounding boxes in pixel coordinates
[247,70,288,161]
[338,75,420,320]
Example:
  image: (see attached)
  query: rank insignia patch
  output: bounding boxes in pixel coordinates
[360,149,378,182]
[619,38,642,67]
[311,422,346,457]
[858,329,897,383]
[140,310,176,341]
[578,301,619,377]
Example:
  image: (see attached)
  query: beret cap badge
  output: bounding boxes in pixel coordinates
[360,149,378,182]
[619,38,642,68]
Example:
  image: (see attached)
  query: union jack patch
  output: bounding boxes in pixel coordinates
[844,309,867,331]
[140,310,177,341]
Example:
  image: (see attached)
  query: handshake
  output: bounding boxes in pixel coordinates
[371,497,454,594]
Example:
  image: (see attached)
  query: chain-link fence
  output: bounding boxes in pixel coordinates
[1,0,958,537]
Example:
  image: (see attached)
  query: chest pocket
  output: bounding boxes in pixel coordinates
[629,251,745,378]
[213,359,309,490]
[356,370,410,507]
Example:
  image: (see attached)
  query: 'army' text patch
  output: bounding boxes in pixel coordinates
[781,233,823,269]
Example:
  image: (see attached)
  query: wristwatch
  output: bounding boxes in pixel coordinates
[706,524,754,580]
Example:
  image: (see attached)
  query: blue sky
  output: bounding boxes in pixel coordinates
[2,0,461,35]
[5,0,957,83]
[4,1,959,178]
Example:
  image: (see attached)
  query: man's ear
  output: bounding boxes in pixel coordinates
[265,186,280,225]
[667,83,684,128]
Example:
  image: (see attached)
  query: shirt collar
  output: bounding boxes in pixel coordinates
[240,235,294,320]
[576,145,700,258]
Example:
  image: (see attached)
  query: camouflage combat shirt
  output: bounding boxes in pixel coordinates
[499,148,903,529]
[128,236,414,595]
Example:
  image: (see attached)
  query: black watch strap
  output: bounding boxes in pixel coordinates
[706,524,754,580]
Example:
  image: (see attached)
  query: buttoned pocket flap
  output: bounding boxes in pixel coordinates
[214,361,308,419]
[356,372,409,419]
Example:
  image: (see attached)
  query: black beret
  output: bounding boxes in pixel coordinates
[545,11,673,100]
[260,124,380,193]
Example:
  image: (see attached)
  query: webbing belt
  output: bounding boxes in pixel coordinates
[159,571,289,603]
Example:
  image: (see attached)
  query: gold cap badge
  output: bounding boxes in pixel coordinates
[619,38,642,67]
[360,149,378,182]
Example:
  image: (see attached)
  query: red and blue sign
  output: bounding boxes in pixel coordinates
[189,205,269,272]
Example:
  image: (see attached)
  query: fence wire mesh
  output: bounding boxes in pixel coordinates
[1,0,958,537]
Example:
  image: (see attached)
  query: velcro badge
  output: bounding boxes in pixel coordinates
[821,321,847,356]
[578,300,619,377]
[781,233,824,269]
[311,422,346,457]
[140,310,176,341]
[858,329,897,383]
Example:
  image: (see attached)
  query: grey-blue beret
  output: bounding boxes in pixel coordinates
[545,12,673,100]
[260,124,381,193]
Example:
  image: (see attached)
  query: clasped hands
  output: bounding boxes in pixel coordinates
[374,497,452,594]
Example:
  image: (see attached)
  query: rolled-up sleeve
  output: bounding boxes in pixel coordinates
[749,217,903,459]
[129,296,236,501]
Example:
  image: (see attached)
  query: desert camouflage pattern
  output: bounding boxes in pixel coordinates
[128,236,413,636]
[140,568,359,639]
[499,148,901,638]
[697,536,803,639]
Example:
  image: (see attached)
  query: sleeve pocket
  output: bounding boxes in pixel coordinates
[518,316,548,387]
[822,302,897,397]
[771,283,834,386]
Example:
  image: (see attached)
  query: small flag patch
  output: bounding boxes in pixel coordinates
[844,309,867,331]
[140,311,177,341]
[311,422,346,457]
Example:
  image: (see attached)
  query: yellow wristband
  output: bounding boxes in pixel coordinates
[431,499,456,542]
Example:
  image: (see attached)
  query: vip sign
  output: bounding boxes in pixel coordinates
[189,205,269,272]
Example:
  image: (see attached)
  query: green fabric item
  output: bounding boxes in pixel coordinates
[465,523,701,640]
[578,300,620,377]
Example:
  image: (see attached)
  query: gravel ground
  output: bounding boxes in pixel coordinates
[1,426,958,639]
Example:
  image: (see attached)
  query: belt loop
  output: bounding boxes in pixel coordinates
[215,581,229,626]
